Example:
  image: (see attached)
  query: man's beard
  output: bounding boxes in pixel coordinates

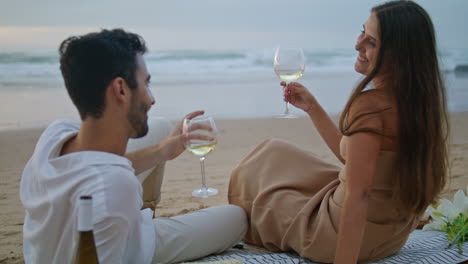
[127,96,149,139]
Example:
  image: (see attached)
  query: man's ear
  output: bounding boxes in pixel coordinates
[109,77,130,103]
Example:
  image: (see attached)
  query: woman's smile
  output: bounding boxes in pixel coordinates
[357,54,369,64]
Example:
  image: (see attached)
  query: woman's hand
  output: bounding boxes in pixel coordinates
[282,81,318,113]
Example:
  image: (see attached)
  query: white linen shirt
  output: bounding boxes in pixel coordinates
[20,120,155,264]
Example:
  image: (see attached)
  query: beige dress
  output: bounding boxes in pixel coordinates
[228,91,419,263]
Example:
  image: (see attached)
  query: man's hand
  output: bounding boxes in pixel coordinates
[125,110,209,175]
[160,110,205,160]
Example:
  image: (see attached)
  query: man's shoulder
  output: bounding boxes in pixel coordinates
[45,119,80,135]
[89,162,137,185]
[45,120,79,137]
[54,152,137,193]
[81,163,141,202]
[35,120,79,151]
[85,164,142,221]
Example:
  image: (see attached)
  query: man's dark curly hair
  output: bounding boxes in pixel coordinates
[59,28,147,120]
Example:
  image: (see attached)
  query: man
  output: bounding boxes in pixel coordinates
[20,29,247,264]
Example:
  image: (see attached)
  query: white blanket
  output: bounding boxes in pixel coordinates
[187,230,468,264]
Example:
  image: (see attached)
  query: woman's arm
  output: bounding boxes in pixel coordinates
[284,82,344,163]
[306,102,344,163]
[334,132,381,264]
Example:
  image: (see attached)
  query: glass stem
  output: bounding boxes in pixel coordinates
[285,102,290,115]
[284,81,290,115]
[199,156,207,190]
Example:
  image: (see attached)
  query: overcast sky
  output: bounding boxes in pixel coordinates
[0,0,467,51]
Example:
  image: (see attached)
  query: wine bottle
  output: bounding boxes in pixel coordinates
[72,195,99,264]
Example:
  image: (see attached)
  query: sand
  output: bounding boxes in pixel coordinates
[1,113,467,263]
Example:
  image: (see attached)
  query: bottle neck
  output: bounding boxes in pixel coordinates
[78,197,93,232]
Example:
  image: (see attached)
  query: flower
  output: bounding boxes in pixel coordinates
[423,188,468,253]
[423,189,468,231]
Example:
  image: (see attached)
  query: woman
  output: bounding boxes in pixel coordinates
[228,1,449,263]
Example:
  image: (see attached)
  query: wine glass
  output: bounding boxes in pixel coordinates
[183,116,219,198]
[273,47,305,118]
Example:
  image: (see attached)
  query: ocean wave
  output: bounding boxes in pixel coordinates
[0,52,58,64]
[0,49,466,79]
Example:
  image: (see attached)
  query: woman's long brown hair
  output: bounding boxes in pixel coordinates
[339,0,449,216]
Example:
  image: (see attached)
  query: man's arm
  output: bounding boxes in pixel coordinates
[91,171,146,264]
[125,143,169,176]
[125,110,205,175]
[93,216,129,264]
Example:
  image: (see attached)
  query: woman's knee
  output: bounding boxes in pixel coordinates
[261,138,291,151]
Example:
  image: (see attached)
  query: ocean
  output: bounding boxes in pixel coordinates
[2,48,468,80]
[0,48,467,130]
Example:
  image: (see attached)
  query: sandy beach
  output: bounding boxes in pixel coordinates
[0,113,467,263]
[1,1,468,262]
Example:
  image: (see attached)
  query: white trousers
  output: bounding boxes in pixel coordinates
[127,117,248,264]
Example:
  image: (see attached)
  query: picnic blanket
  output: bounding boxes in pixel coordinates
[185,230,468,264]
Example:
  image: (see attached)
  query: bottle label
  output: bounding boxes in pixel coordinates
[78,196,93,231]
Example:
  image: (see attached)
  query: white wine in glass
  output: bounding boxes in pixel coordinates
[183,116,218,198]
[273,47,305,118]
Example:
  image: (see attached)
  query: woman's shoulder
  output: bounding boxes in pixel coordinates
[349,89,395,118]
[354,89,394,110]
[347,89,399,142]
[346,89,397,134]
